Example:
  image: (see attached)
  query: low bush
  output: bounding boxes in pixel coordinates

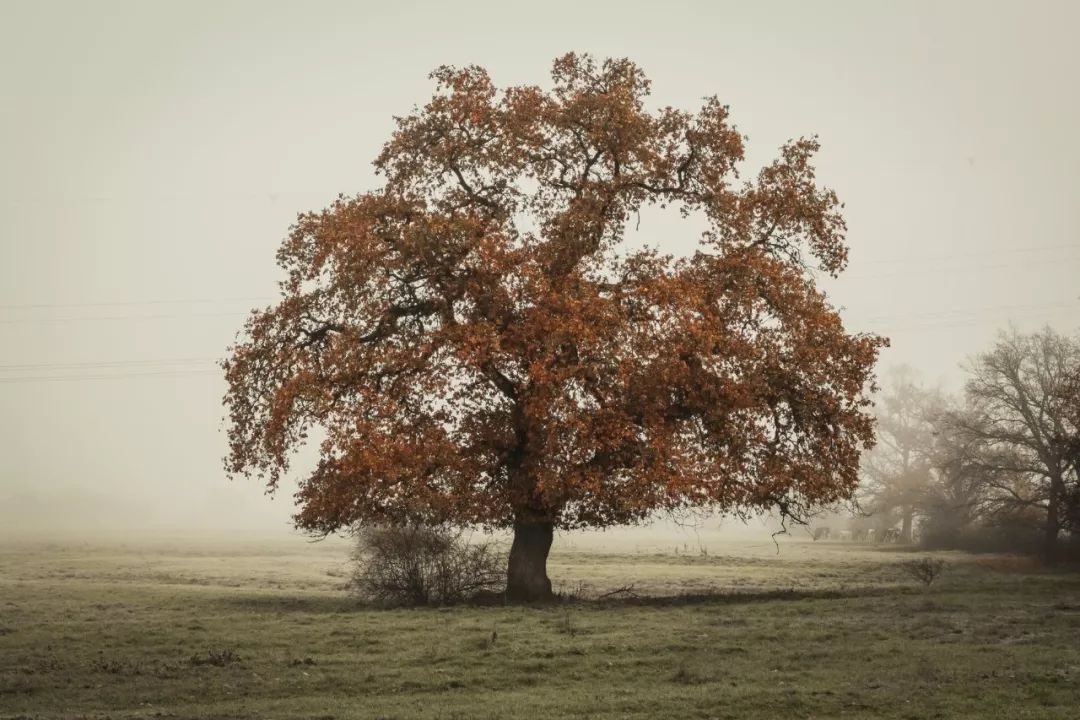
[349,524,504,607]
[919,518,1044,555]
[903,557,946,587]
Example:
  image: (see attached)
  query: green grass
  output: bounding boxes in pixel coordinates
[2,538,1079,719]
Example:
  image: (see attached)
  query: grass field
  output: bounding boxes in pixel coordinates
[2,536,1079,719]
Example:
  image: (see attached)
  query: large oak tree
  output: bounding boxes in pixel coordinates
[223,54,885,601]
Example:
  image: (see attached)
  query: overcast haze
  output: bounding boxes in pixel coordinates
[1,0,1077,541]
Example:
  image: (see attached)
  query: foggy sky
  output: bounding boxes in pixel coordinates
[1,0,1077,540]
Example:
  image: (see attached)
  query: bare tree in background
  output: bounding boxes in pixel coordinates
[1059,364,1080,535]
[860,368,939,543]
[918,403,989,544]
[921,405,1040,550]
[950,328,1080,562]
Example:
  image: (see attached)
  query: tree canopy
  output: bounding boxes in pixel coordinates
[859,368,939,542]
[947,328,1080,558]
[222,54,885,599]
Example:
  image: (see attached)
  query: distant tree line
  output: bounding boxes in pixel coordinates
[859,327,1080,561]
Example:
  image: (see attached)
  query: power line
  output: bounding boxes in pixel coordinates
[850,306,1079,335]
[0,357,217,371]
[848,300,1078,324]
[0,293,1073,383]
[0,301,1072,359]
[1,244,1077,312]
[0,296,274,311]
[833,258,1080,282]
[869,317,1078,334]
[850,242,1079,266]
[0,370,220,384]
[0,311,250,325]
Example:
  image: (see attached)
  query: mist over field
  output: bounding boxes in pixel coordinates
[1,2,1078,718]
[2,0,1077,548]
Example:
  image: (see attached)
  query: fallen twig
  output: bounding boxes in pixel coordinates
[598,584,639,599]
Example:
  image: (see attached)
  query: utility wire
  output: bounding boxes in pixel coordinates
[0,357,217,371]
[5,298,1067,328]
[850,242,1079,265]
[0,311,250,325]
[0,370,220,384]
[0,245,1076,312]
[848,300,1078,323]
[0,296,274,311]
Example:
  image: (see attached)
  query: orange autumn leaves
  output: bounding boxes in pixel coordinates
[222,54,885,534]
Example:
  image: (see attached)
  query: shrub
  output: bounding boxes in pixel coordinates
[919,516,1044,555]
[349,524,504,607]
[903,557,946,587]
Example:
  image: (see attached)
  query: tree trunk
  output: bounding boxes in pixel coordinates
[900,507,914,544]
[506,519,554,602]
[1045,475,1062,563]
